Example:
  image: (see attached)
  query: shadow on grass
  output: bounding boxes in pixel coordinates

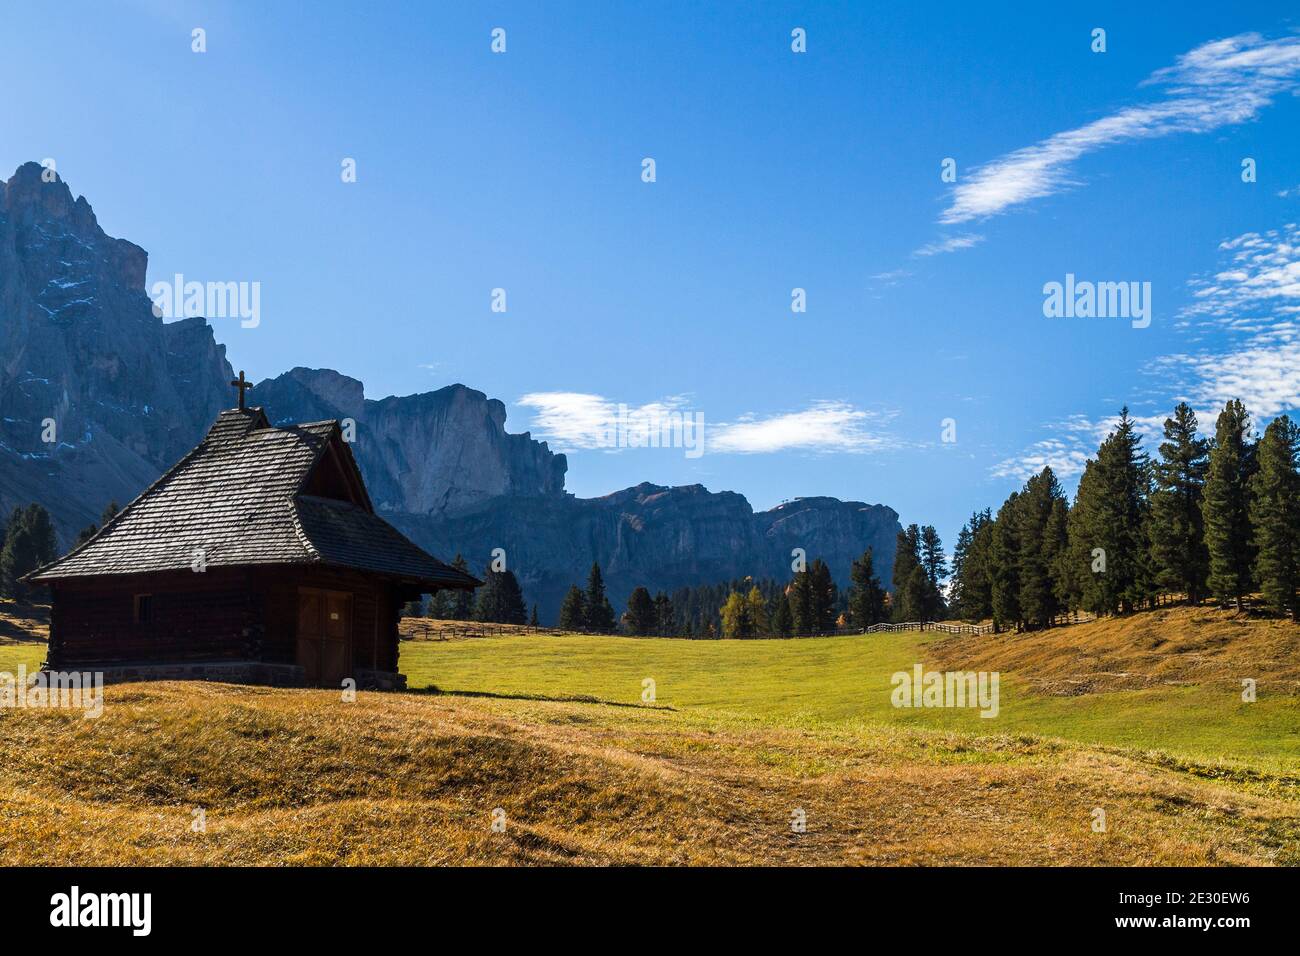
[405,685,677,711]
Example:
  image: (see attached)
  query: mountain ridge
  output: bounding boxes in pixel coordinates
[0,163,900,621]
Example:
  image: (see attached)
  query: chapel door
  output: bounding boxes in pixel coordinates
[296,588,353,687]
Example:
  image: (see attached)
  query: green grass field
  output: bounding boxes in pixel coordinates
[2,614,1297,865]
[400,632,1300,777]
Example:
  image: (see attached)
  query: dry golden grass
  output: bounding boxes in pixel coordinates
[397,616,544,642]
[928,605,1300,696]
[0,600,48,645]
[0,680,1296,866]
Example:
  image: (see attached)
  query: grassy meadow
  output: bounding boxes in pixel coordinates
[402,610,1300,776]
[0,603,1296,865]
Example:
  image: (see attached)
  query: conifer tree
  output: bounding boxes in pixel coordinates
[990,492,1022,630]
[1203,400,1257,610]
[558,585,587,631]
[847,548,887,628]
[951,510,994,620]
[438,554,473,620]
[625,586,657,635]
[653,591,675,636]
[919,525,947,618]
[1016,467,1067,628]
[788,567,815,635]
[583,562,616,633]
[1249,415,1300,620]
[473,567,527,624]
[745,585,770,636]
[772,592,794,637]
[0,504,58,601]
[1149,402,1210,604]
[808,559,838,632]
[891,527,924,621]
[529,604,539,627]
[1065,409,1151,615]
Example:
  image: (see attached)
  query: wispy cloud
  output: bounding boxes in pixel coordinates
[941,33,1300,226]
[517,392,898,455]
[712,401,897,454]
[913,233,985,257]
[516,392,696,450]
[994,221,1300,481]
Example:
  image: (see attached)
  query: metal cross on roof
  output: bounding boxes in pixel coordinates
[230,370,253,411]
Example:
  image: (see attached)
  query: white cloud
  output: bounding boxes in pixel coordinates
[711,401,897,454]
[990,438,1091,481]
[913,234,985,257]
[516,392,697,450]
[994,221,1300,481]
[517,393,898,455]
[941,33,1300,226]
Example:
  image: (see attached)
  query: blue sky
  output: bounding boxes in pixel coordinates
[4,1,1300,553]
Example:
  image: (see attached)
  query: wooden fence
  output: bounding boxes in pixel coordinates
[862,621,995,636]
[403,611,1100,642]
[400,622,564,642]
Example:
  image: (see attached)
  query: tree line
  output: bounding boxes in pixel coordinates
[0,502,60,602]
[949,400,1300,629]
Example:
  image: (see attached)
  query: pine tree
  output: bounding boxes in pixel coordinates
[100,500,120,526]
[920,525,947,618]
[625,586,657,635]
[529,604,539,627]
[497,569,527,624]
[1046,496,1072,616]
[472,568,501,622]
[1203,400,1257,610]
[473,568,527,624]
[1016,467,1066,628]
[1065,409,1152,615]
[891,527,923,621]
[950,522,974,616]
[990,492,1022,631]
[653,591,674,636]
[772,592,794,637]
[558,585,587,631]
[847,548,887,628]
[0,504,58,601]
[808,559,837,632]
[583,562,616,633]
[1149,402,1210,604]
[788,567,814,635]
[436,554,473,619]
[1249,415,1300,619]
[951,510,994,620]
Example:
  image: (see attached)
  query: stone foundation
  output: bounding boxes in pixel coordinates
[42,660,408,690]
[79,660,308,687]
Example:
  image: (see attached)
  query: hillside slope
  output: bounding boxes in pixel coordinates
[927,605,1300,696]
[0,680,1294,866]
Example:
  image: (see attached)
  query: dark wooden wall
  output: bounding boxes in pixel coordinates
[48,565,407,678]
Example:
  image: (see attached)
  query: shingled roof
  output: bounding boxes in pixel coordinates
[29,407,479,590]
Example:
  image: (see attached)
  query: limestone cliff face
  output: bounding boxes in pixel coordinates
[0,163,234,538]
[253,369,568,516]
[0,163,901,623]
